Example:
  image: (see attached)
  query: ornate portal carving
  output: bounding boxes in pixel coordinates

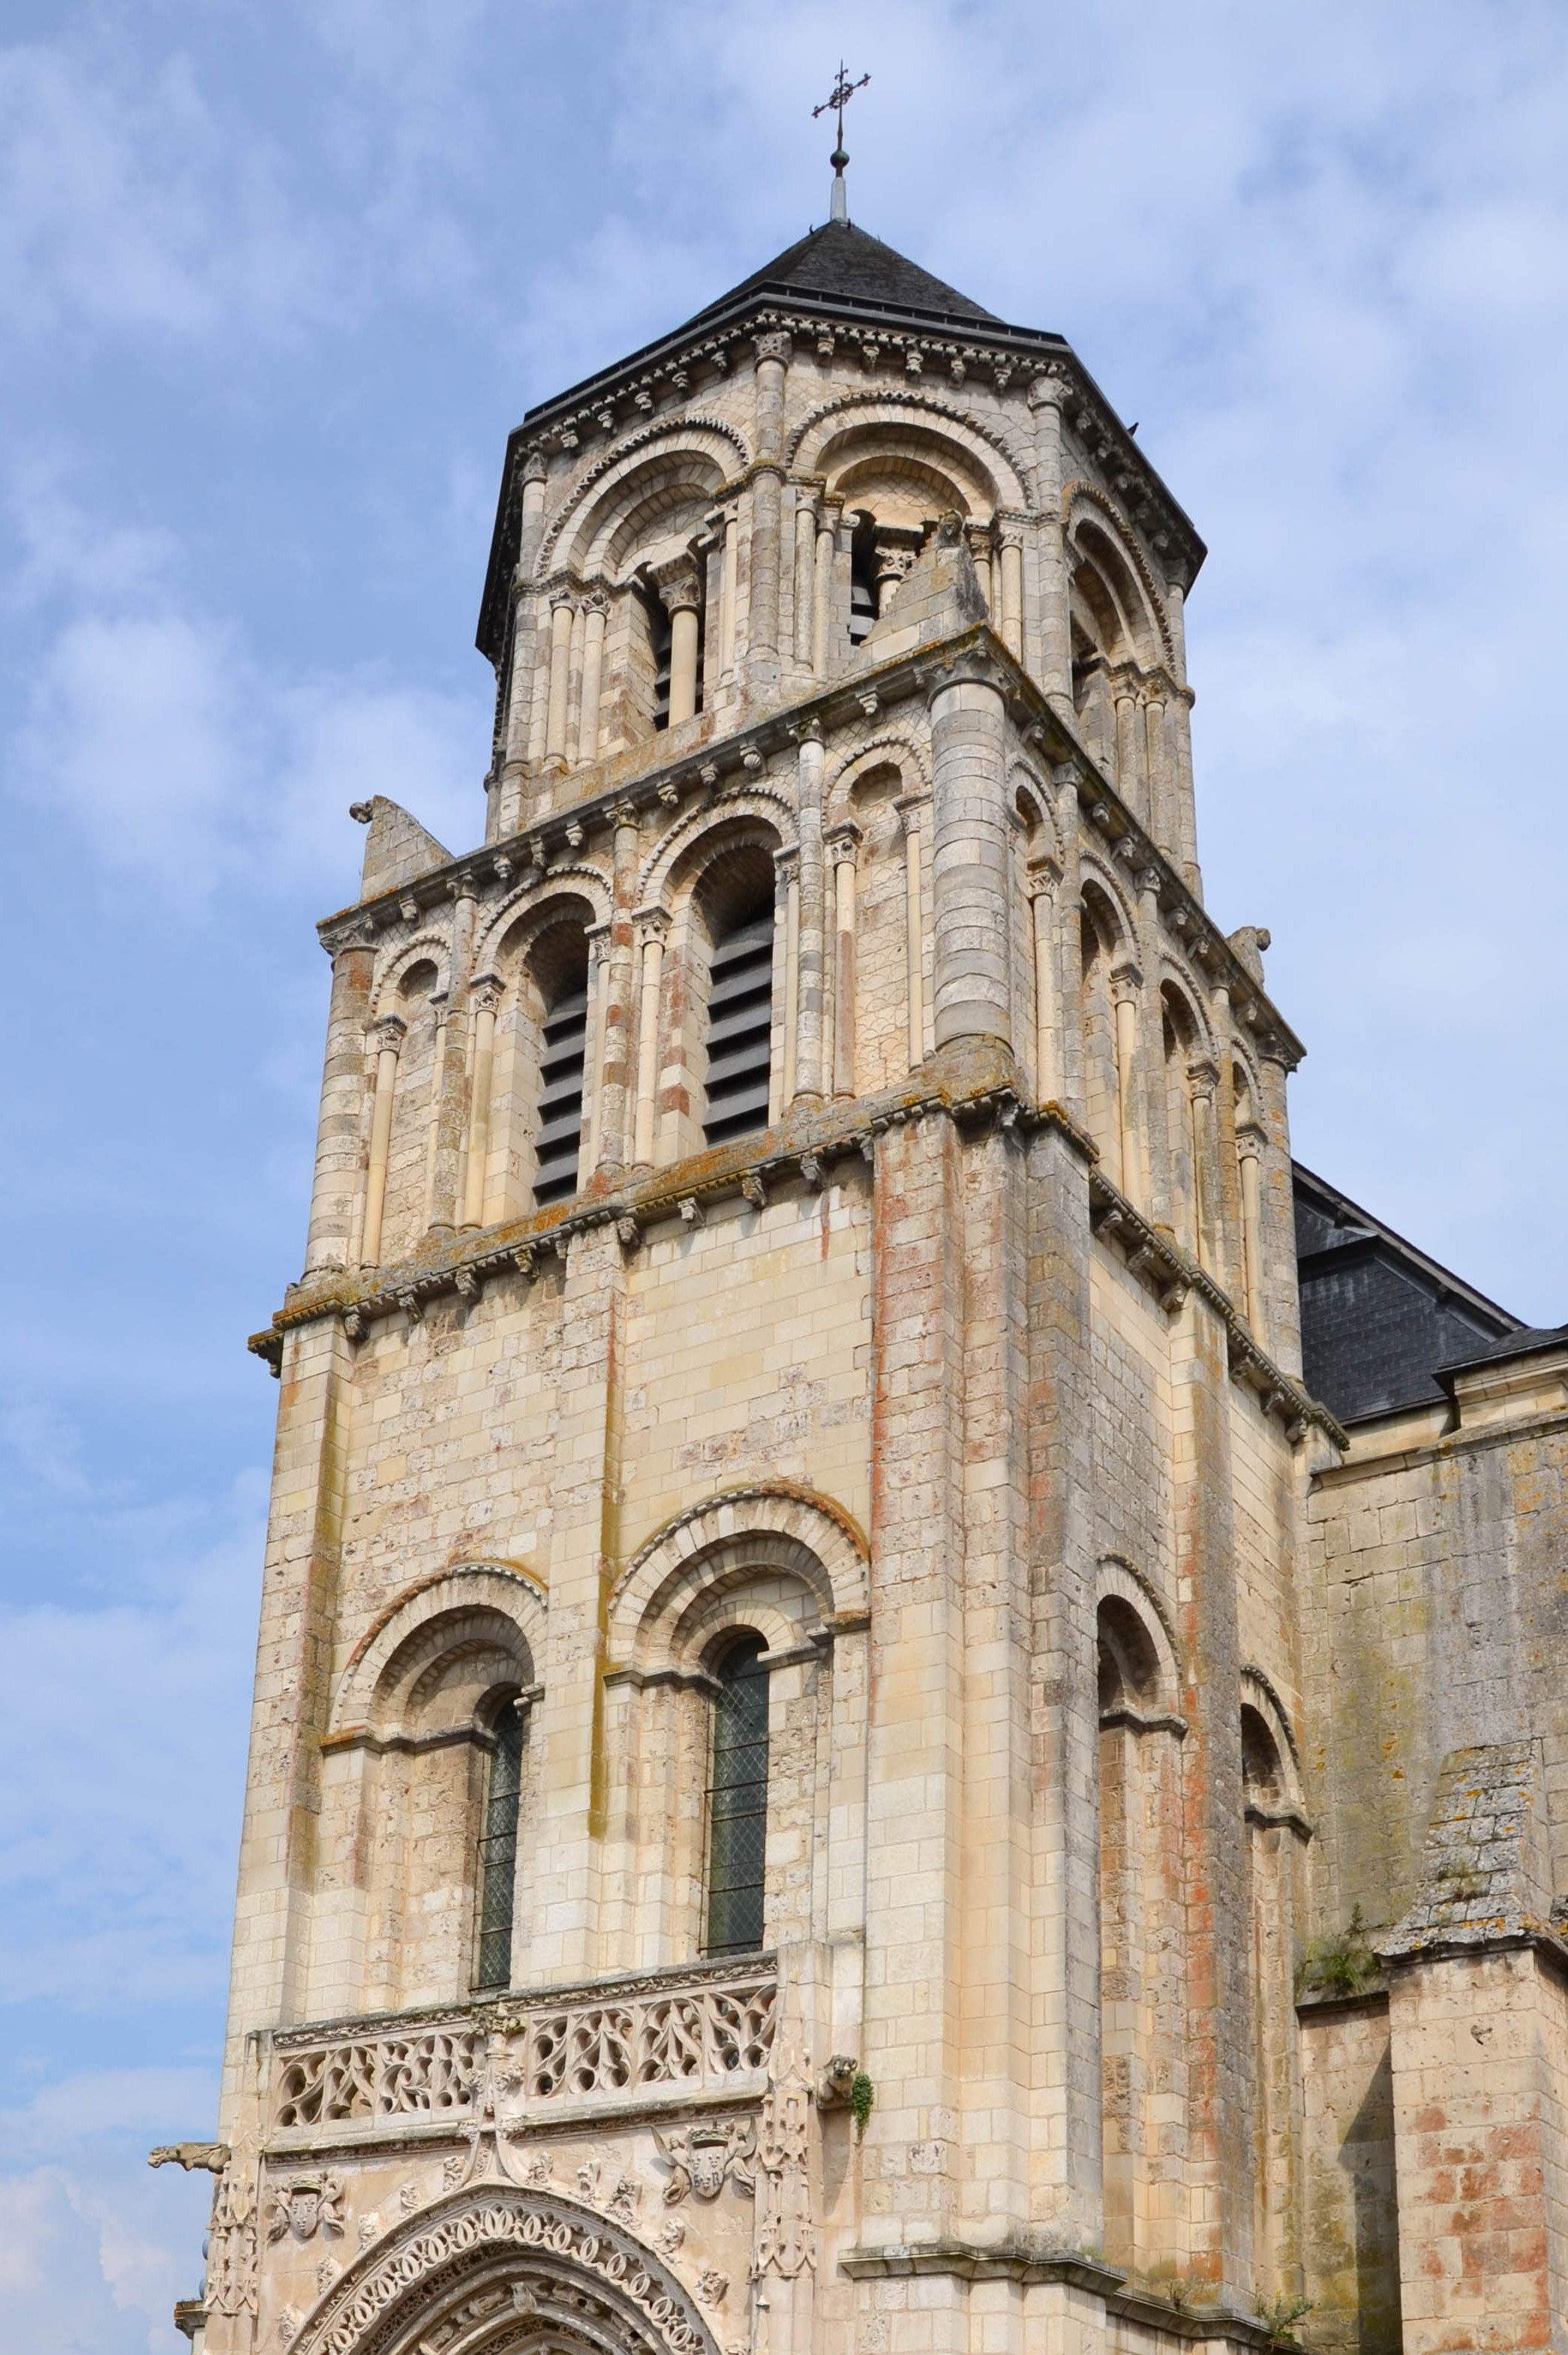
[752,2058,816,2279]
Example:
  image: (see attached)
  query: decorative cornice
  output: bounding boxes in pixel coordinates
[250,1069,1096,1371]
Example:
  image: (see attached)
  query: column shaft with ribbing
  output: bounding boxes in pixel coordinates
[305,930,374,1273]
[930,675,1011,1052]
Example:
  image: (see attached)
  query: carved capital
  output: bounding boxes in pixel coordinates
[825,822,862,865]
[1110,961,1143,1003]
[634,905,673,946]
[1236,1122,1267,1160]
[753,329,792,368]
[470,972,503,1018]
[650,552,702,614]
[372,1015,407,1055]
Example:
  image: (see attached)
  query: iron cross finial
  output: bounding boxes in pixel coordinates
[813,63,870,224]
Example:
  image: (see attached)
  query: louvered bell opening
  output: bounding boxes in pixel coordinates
[848,574,877,646]
[703,912,773,1147]
[533,985,588,1205]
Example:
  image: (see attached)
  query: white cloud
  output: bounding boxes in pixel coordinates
[11,504,484,909]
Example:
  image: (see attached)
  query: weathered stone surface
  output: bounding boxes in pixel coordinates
[171,215,1568,2355]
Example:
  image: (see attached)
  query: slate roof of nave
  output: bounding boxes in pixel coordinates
[674,220,1002,332]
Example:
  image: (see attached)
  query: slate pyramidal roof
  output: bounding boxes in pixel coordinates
[681,219,1003,330]
[521,220,1033,435]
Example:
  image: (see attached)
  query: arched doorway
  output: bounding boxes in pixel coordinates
[287,2184,723,2355]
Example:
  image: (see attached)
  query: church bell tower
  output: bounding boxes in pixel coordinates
[184,179,1350,2355]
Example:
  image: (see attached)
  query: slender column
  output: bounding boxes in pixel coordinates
[826,824,861,1097]
[577,591,607,766]
[458,977,501,1231]
[895,794,928,1072]
[632,911,669,1168]
[1238,1122,1266,1337]
[495,455,549,834]
[930,658,1011,1051]
[1188,1060,1220,1273]
[357,1013,405,1268]
[562,597,587,768]
[749,332,791,668]
[1135,865,1172,1229]
[595,804,640,1174]
[966,523,994,615]
[1257,1045,1302,1374]
[428,883,477,1235]
[1111,964,1142,1203]
[305,927,376,1273]
[1113,674,1143,818]
[1029,368,1072,710]
[774,845,799,1108]
[581,925,610,1172]
[792,489,817,663]
[1165,578,1202,895]
[1027,862,1062,1103]
[652,554,702,729]
[719,506,740,676]
[997,518,1025,658]
[1144,681,1173,857]
[793,723,826,1101]
[812,498,840,675]
[874,542,915,615]
[544,591,574,766]
[1212,984,1243,1301]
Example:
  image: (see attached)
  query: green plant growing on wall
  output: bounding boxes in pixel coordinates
[1296,1902,1379,1998]
[850,2073,873,2136]
[1253,2290,1314,2346]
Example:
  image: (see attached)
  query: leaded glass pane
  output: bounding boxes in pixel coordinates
[706,1636,769,1956]
[475,1702,524,1991]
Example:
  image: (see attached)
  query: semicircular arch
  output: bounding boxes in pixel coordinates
[789,392,1031,513]
[636,796,792,910]
[609,1482,870,1668]
[371,933,452,1019]
[542,423,749,579]
[334,1562,548,1734]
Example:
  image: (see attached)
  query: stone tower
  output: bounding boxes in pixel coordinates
[162,210,1568,2355]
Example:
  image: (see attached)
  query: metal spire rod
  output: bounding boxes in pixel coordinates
[813,62,870,224]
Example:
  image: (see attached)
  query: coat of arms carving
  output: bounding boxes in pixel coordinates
[652,2117,757,2203]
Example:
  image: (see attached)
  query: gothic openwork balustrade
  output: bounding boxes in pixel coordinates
[269,1961,779,2140]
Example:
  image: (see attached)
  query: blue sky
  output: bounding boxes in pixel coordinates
[2,2,1566,2344]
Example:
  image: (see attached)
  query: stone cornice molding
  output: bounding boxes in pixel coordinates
[317,621,1302,1072]
[251,1063,1103,1371]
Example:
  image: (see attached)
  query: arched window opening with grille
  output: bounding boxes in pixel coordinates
[474,1697,525,1993]
[530,928,590,1206]
[701,853,775,1147]
[705,1635,770,1957]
